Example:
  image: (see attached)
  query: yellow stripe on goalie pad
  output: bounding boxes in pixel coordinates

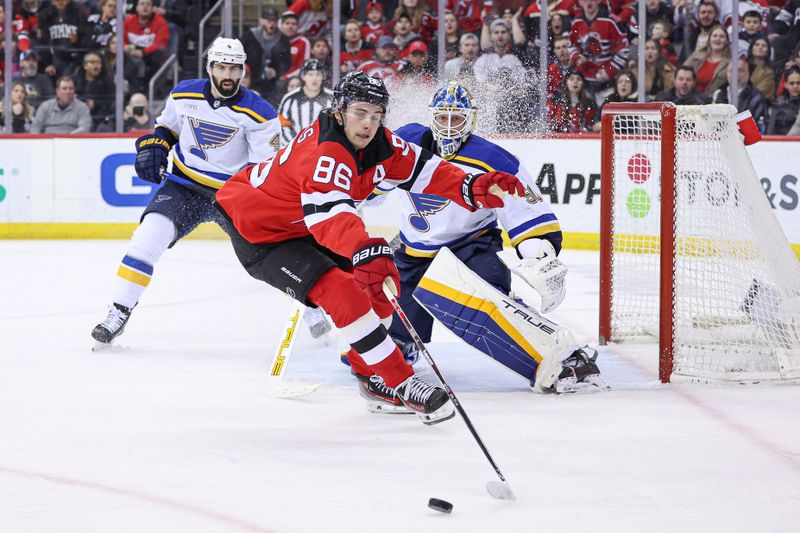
[416,276,544,364]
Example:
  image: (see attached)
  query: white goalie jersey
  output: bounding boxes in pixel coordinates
[155,78,281,192]
[381,123,561,257]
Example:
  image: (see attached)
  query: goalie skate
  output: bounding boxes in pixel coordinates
[547,348,610,394]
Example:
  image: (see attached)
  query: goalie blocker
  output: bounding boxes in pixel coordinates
[413,247,607,393]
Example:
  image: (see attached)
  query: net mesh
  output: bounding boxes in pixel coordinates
[607,104,800,383]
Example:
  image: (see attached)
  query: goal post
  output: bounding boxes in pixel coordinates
[599,102,800,384]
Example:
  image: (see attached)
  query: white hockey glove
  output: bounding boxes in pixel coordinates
[511,239,568,314]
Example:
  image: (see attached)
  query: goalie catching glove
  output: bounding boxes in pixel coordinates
[511,238,568,313]
[462,171,525,209]
[352,237,400,317]
[135,133,172,184]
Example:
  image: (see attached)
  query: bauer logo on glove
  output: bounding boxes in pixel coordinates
[352,244,393,266]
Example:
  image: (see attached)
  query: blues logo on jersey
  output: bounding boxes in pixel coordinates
[408,193,450,232]
[188,118,239,160]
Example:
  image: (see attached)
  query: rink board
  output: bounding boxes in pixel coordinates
[0,134,798,255]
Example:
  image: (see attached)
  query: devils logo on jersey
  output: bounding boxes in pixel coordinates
[187,118,239,160]
[583,32,603,58]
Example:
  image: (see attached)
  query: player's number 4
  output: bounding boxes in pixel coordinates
[312,156,352,190]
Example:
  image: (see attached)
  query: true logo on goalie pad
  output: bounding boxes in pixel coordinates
[412,247,575,389]
[500,299,557,335]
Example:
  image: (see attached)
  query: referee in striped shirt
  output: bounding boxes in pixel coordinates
[277,58,335,146]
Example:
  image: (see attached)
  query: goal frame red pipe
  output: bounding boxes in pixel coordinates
[599,102,677,383]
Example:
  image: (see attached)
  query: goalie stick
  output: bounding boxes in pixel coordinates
[382,281,517,501]
[266,299,322,399]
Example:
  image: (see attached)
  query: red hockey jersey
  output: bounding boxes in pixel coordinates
[569,13,628,82]
[216,113,473,258]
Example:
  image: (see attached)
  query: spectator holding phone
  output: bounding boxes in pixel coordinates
[122,92,153,131]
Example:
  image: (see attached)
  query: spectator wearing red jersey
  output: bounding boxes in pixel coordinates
[360,2,390,45]
[547,68,597,133]
[0,4,31,81]
[392,0,436,42]
[277,12,311,81]
[123,0,170,86]
[683,24,731,97]
[342,19,376,73]
[446,0,492,35]
[569,0,629,87]
[548,35,573,95]
[17,0,43,38]
[285,0,354,39]
[358,35,403,82]
[523,0,580,45]
[394,39,435,85]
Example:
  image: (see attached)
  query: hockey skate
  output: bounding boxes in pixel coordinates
[547,347,610,394]
[356,373,414,415]
[394,375,455,425]
[91,303,133,348]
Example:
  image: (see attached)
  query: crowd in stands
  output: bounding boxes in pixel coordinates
[2,0,800,135]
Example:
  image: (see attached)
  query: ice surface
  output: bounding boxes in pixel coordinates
[1,241,799,533]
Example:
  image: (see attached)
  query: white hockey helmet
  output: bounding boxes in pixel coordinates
[206,37,247,70]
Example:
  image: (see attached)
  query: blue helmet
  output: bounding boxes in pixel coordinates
[428,82,478,159]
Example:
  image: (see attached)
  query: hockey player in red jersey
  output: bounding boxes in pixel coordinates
[215,72,524,425]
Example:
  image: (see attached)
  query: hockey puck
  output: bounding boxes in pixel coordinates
[428,498,453,514]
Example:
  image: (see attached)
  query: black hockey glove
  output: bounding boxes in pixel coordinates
[135,133,171,184]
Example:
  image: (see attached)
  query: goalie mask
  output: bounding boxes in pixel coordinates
[206,37,247,98]
[429,82,478,159]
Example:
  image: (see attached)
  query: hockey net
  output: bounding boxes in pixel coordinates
[599,103,800,384]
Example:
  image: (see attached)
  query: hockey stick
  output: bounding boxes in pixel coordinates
[266,299,322,399]
[382,282,517,501]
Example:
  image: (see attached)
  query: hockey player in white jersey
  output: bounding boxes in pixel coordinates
[354,82,607,411]
[91,37,281,346]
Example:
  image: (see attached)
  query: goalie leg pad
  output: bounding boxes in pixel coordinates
[412,247,576,391]
[389,231,510,344]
